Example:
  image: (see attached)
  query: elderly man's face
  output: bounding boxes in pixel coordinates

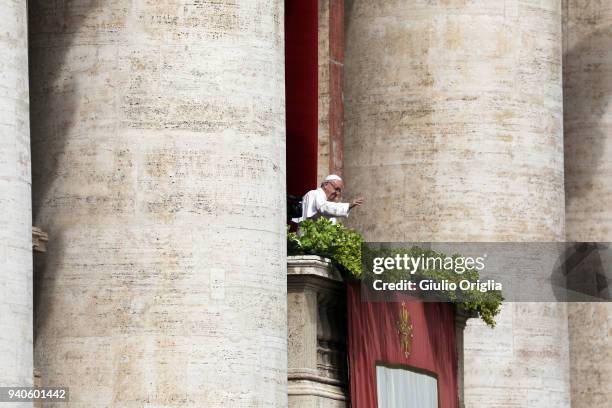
[322,180,343,201]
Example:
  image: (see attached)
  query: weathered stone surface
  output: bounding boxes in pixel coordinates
[318,0,331,183]
[344,1,569,407]
[29,1,286,406]
[564,1,612,407]
[32,227,48,254]
[568,302,612,408]
[0,0,32,405]
[288,394,347,408]
[287,256,348,408]
[564,0,612,243]
[345,0,564,242]
[454,308,473,408]
[318,0,345,181]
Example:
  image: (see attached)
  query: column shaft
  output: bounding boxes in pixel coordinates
[344,1,569,406]
[564,1,612,407]
[29,1,286,406]
[0,1,33,405]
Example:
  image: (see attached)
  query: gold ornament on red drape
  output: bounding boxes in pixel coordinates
[397,302,414,358]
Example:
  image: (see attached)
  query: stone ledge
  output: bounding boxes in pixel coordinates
[32,227,48,253]
[288,380,348,401]
[287,255,344,282]
[454,306,477,330]
[288,368,345,387]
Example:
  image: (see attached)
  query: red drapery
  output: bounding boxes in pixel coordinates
[285,0,318,197]
[347,283,458,408]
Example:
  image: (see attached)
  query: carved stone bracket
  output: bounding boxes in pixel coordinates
[288,255,348,407]
[32,227,48,253]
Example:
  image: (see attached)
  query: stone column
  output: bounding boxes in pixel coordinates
[564,1,612,407]
[344,1,569,407]
[29,1,286,406]
[0,0,32,404]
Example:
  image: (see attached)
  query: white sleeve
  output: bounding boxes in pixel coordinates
[319,200,350,218]
[294,190,320,222]
[297,189,350,221]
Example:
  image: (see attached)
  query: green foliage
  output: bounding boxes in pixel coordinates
[288,218,363,276]
[361,245,503,327]
[288,219,503,327]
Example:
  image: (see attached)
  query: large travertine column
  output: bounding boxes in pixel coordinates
[0,0,32,402]
[564,1,612,407]
[344,1,569,407]
[29,1,286,406]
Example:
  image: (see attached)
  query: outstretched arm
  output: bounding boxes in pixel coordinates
[318,195,365,218]
[319,200,350,217]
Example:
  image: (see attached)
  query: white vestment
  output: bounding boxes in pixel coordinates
[292,188,350,224]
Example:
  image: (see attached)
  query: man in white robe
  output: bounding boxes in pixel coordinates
[292,174,364,224]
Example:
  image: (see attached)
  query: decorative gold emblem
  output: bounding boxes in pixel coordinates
[397,302,414,358]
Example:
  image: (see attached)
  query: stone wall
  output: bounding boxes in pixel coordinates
[29,1,287,406]
[0,1,32,406]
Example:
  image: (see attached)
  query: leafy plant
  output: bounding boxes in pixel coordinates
[288,218,363,276]
[287,218,503,327]
[361,245,503,327]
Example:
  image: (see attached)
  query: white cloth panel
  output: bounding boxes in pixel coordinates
[376,365,439,408]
